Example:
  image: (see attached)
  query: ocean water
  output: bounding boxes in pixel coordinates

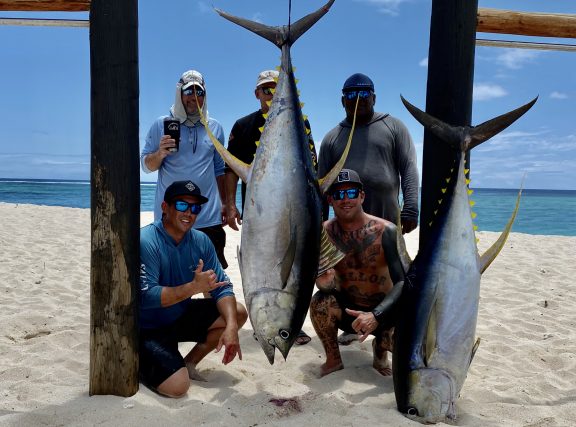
[0,178,574,236]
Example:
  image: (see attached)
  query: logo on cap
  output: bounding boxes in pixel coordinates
[337,171,350,182]
[185,182,196,192]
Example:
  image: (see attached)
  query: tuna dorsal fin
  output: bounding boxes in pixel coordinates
[401,95,538,153]
[468,97,538,151]
[479,183,523,273]
[318,95,359,193]
[215,0,335,48]
[195,97,252,183]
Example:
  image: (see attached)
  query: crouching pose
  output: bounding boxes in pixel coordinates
[311,169,405,377]
[139,180,248,397]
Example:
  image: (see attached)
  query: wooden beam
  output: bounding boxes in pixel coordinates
[89,0,139,397]
[477,38,576,52]
[477,8,576,39]
[0,0,89,11]
[0,17,88,26]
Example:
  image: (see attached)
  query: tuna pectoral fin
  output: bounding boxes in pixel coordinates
[272,226,298,289]
[318,96,359,194]
[469,337,481,367]
[196,98,252,183]
[317,228,346,276]
[479,184,523,273]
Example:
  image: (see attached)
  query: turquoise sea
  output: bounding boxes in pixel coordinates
[0,178,574,236]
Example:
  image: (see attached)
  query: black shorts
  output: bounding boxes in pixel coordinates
[197,224,228,269]
[139,299,221,389]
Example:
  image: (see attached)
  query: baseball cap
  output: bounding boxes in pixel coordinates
[342,73,374,92]
[256,70,279,87]
[179,70,205,91]
[328,169,363,192]
[164,180,209,205]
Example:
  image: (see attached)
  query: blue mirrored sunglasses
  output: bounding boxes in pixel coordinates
[174,200,202,214]
[182,88,205,97]
[331,188,361,201]
[343,90,372,100]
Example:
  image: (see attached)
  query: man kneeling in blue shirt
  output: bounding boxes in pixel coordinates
[139,180,248,397]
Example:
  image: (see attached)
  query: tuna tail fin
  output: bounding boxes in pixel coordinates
[468,97,538,150]
[400,95,538,152]
[215,0,335,48]
[318,95,359,193]
[195,97,252,183]
[479,178,524,273]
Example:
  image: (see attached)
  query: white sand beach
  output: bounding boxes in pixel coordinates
[1,202,575,426]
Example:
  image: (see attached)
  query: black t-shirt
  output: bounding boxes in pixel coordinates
[226,109,317,213]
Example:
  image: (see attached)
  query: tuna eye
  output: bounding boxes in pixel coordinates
[279,329,290,340]
[407,407,419,416]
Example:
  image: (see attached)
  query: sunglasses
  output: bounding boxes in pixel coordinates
[331,188,361,201]
[260,87,274,96]
[182,88,205,97]
[173,200,202,214]
[343,90,372,100]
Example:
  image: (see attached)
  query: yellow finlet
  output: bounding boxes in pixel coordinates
[441,188,447,194]
[300,102,305,108]
[469,200,476,207]
[266,100,272,107]
[466,179,471,185]
[471,212,477,219]
[305,127,311,135]
[429,221,433,227]
[473,225,478,231]
[465,168,470,175]
[434,210,438,215]
[438,199,443,205]
[445,177,451,183]
[468,189,474,195]
[295,78,300,84]
[258,126,264,133]
[302,114,308,122]
[255,140,260,147]
[275,66,281,71]
[262,113,268,119]
[270,88,276,94]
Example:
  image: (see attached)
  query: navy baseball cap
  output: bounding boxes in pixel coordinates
[164,180,208,205]
[342,73,374,92]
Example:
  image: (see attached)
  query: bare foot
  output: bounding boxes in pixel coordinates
[372,340,392,376]
[320,361,344,377]
[337,332,358,346]
[186,362,207,382]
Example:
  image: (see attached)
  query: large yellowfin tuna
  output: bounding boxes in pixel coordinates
[393,96,537,423]
[200,0,354,364]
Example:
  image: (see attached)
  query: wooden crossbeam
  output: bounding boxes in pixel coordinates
[477,38,576,52]
[477,8,576,39]
[0,17,88,26]
[0,0,90,11]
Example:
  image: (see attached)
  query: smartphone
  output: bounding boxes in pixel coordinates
[163,118,180,152]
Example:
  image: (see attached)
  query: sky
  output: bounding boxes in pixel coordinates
[0,0,574,190]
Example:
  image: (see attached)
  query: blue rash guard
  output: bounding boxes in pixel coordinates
[139,220,234,329]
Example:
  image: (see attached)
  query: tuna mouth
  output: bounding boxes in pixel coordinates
[253,330,293,365]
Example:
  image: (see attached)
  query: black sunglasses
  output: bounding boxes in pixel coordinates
[331,188,361,201]
[260,87,274,96]
[343,90,372,100]
[182,88,205,97]
[173,200,202,214]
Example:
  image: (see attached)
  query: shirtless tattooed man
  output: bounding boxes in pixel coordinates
[311,169,406,377]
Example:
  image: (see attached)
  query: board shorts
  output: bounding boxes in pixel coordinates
[197,224,228,269]
[139,299,221,389]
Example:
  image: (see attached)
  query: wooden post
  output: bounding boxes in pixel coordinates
[419,0,478,248]
[89,0,139,396]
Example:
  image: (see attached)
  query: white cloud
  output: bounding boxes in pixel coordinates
[419,57,428,67]
[473,83,508,101]
[496,49,539,70]
[550,91,569,100]
[354,0,410,16]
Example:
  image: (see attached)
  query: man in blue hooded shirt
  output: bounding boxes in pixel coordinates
[139,180,247,398]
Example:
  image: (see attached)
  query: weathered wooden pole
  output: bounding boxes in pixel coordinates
[419,0,478,248]
[89,0,139,396]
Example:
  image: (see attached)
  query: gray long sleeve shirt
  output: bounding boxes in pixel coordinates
[318,112,419,224]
